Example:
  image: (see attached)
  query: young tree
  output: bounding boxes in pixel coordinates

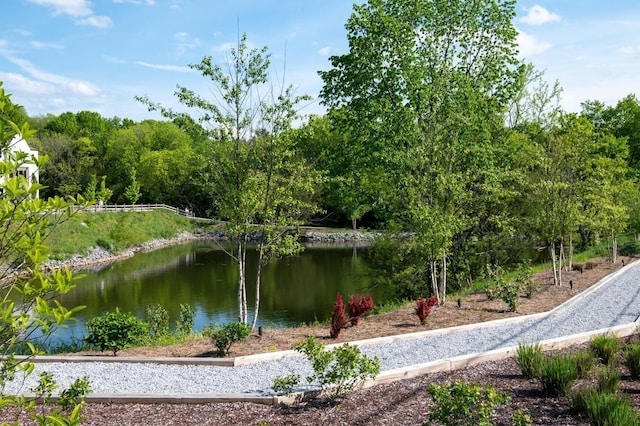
[0,83,89,423]
[320,0,524,303]
[137,33,320,328]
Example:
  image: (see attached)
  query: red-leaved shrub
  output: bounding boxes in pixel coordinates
[329,292,348,338]
[415,296,438,325]
[348,294,375,326]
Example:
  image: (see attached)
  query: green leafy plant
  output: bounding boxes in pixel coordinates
[202,322,251,357]
[624,342,640,379]
[176,303,195,335]
[271,374,300,396]
[516,261,538,298]
[426,380,510,426]
[145,303,170,339]
[84,308,148,355]
[58,376,92,412]
[516,342,543,379]
[511,409,533,426]
[294,336,380,400]
[590,334,620,365]
[537,354,578,397]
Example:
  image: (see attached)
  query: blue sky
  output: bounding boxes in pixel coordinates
[1,0,639,121]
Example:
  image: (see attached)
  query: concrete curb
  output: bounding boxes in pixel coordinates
[11,260,640,405]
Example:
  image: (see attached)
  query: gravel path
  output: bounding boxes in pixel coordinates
[4,262,640,397]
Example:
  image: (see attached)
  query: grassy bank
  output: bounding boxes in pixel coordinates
[47,209,218,259]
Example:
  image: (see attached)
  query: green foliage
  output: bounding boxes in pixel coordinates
[579,390,640,426]
[202,322,251,357]
[145,303,170,339]
[294,336,380,400]
[618,240,640,256]
[58,376,92,412]
[572,349,596,379]
[624,342,640,379]
[84,308,148,355]
[516,342,543,379]
[537,354,578,397]
[595,365,621,394]
[511,409,533,426]
[590,334,620,365]
[0,83,89,423]
[97,175,113,204]
[425,381,510,426]
[271,374,300,396]
[123,168,141,205]
[176,303,195,336]
[485,265,523,312]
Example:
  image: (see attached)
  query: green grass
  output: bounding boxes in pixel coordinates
[46,209,220,258]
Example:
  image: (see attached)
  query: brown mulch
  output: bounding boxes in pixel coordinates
[3,257,637,425]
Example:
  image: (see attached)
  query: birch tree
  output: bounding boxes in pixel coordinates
[137,34,319,328]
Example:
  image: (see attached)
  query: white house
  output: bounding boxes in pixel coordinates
[2,134,39,197]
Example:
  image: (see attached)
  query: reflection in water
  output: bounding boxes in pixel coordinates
[50,241,388,345]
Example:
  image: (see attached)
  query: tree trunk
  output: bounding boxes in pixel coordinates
[430,260,439,304]
[558,239,563,286]
[438,253,447,305]
[612,232,618,263]
[237,234,248,324]
[250,240,266,331]
[550,242,558,286]
[352,217,357,231]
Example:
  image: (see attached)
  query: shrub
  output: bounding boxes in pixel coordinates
[572,349,596,379]
[58,376,92,412]
[84,308,148,355]
[202,322,251,357]
[415,296,438,325]
[427,380,510,426]
[537,354,578,397]
[348,294,374,326]
[590,334,620,365]
[619,240,640,256]
[511,409,533,426]
[294,336,380,400]
[176,303,195,335]
[145,303,170,339]
[516,261,538,298]
[624,342,640,379]
[271,374,300,396]
[596,365,621,394]
[329,293,348,338]
[516,342,543,379]
[582,391,640,426]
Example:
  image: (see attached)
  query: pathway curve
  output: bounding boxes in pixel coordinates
[4,261,640,398]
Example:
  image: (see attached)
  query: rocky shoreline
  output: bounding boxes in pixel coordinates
[43,229,379,271]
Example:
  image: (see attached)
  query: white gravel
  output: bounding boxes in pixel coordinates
[3,261,640,397]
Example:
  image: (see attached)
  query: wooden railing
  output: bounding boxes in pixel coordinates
[78,203,212,221]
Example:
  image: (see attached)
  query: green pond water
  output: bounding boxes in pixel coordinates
[49,240,388,345]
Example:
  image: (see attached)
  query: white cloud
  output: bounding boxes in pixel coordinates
[517,29,551,57]
[317,47,331,56]
[27,0,112,28]
[27,0,92,17]
[77,15,113,28]
[4,55,100,96]
[520,5,561,26]
[619,46,640,55]
[174,32,201,55]
[0,72,56,94]
[113,0,155,4]
[30,41,64,49]
[136,61,193,73]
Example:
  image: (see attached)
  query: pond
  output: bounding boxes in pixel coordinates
[49,240,389,346]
